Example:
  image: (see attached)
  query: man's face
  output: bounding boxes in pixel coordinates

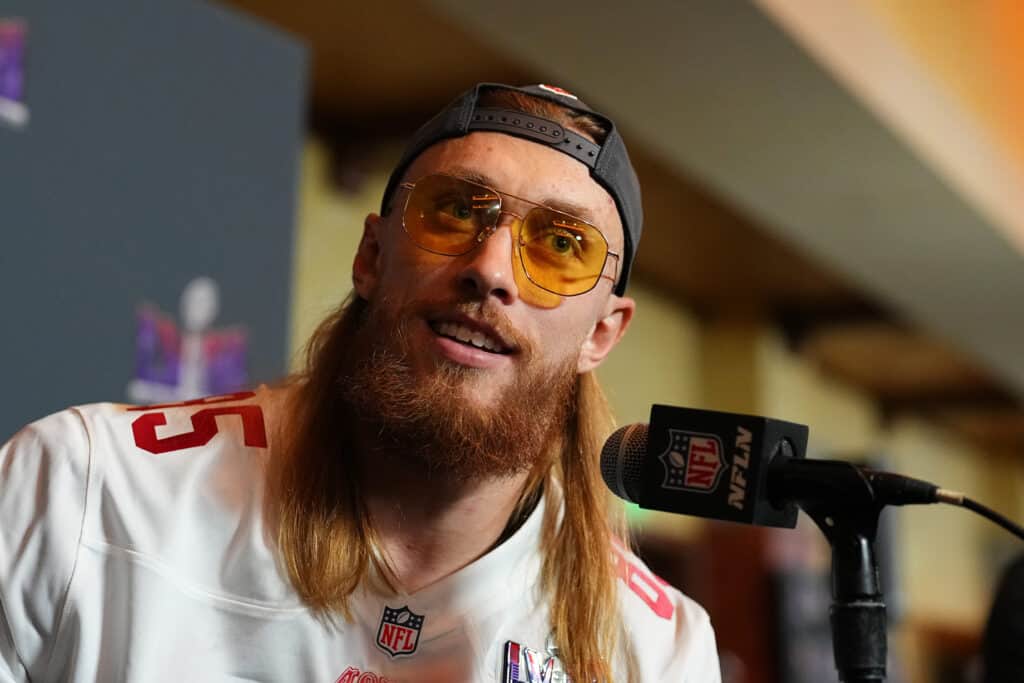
[353,131,634,410]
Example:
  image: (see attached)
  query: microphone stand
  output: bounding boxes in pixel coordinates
[772,458,888,682]
[806,503,886,682]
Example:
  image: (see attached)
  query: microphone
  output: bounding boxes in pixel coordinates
[601,405,941,529]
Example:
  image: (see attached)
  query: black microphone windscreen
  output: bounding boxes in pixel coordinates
[600,423,647,503]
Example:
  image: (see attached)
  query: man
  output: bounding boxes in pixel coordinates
[0,83,719,682]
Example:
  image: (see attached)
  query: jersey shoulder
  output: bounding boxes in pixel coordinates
[77,388,273,458]
[613,545,721,681]
[70,389,290,604]
[72,388,277,545]
[1,405,93,559]
[0,406,93,677]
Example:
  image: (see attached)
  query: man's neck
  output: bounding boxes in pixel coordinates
[359,449,534,595]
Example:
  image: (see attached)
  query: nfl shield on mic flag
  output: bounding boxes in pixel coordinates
[642,405,807,528]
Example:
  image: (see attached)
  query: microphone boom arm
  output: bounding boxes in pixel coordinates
[769,451,888,682]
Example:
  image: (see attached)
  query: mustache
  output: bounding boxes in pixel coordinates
[410,298,536,358]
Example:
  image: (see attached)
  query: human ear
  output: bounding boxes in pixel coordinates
[577,295,635,373]
[353,213,383,299]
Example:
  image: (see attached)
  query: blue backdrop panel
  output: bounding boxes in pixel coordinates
[0,0,306,438]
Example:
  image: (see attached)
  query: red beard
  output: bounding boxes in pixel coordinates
[336,295,577,483]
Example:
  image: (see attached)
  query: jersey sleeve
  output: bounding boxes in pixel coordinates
[0,409,91,681]
[626,587,721,682]
[614,547,721,681]
[663,595,720,682]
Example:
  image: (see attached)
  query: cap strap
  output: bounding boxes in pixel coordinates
[469,107,601,169]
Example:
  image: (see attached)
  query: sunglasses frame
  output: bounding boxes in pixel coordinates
[397,173,621,297]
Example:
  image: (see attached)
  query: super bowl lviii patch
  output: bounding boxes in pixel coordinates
[502,640,570,683]
[375,605,424,657]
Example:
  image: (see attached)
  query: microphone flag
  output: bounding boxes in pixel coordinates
[642,405,808,528]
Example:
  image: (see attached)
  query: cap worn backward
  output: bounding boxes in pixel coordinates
[380,83,643,296]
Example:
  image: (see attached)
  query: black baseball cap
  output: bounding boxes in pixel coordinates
[380,83,643,296]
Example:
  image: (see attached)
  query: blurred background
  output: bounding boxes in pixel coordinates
[3,1,1024,681]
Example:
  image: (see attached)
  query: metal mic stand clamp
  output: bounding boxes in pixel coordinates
[773,457,888,682]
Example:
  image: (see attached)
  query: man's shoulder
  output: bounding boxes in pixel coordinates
[72,387,279,518]
[3,387,279,478]
[612,544,710,629]
[2,387,282,538]
[612,544,720,679]
[6,402,91,452]
[27,388,293,602]
[75,386,278,457]
[1,406,97,677]
[1,404,93,507]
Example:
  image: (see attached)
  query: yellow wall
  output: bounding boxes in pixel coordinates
[758,327,881,454]
[288,141,387,370]
[597,281,703,426]
[883,418,996,627]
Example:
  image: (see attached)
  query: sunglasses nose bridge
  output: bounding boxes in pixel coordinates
[474,223,496,244]
[474,208,525,245]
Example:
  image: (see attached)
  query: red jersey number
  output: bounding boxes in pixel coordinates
[129,392,267,454]
[613,548,675,620]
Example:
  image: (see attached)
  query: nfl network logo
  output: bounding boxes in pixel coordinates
[375,605,424,657]
[657,429,726,493]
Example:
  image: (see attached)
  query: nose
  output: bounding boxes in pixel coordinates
[456,217,519,304]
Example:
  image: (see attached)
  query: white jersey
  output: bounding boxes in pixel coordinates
[0,389,720,682]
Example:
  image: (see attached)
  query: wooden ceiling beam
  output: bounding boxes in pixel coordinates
[879,387,1019,419]
[776,300,893,351]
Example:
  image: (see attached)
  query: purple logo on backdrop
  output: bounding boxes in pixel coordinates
[127,277,249,404]
[0,19,28,127]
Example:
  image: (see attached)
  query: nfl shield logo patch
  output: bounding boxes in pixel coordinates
[658,429,726,493]
[375,605,424,657]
